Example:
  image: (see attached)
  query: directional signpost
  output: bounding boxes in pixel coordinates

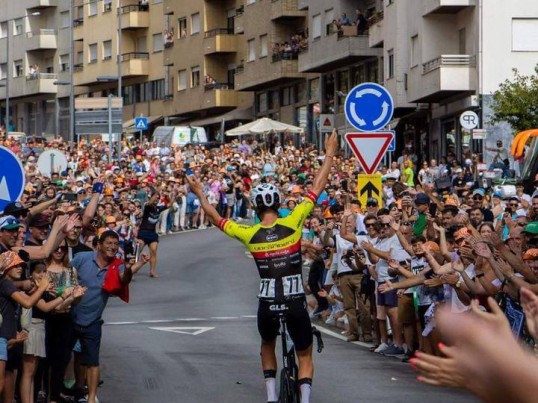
[0,146,25,214]
[357,174,383,208]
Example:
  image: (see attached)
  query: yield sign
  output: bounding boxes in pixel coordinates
[345,132,393,174]
[149,326,214,335]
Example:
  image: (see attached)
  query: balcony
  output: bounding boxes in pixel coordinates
[368,12,384,48]
[203,29,238,55]
[120,52,150,77]
[423,0,476,16]
[26,29,57,50]
[271,0,307,21]
[235,53,307,91]
[8,73,58,98]
[408,55,477,103]
[235,10,244,34]
[202,84,238,109]
[26,0,57,9]
[120,5,150,29]
[299,30,381,73]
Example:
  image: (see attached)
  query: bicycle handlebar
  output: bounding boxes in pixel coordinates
[312,326,324,353]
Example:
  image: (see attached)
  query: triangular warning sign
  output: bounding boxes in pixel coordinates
[323,118,332,126]
[136,120,146,129]
[345,132,393,174]
[149,326,214,335]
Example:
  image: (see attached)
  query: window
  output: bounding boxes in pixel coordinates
[178,69,187,91]
[152,79,164,99]
[60,54,69,72]
[14,60,23,77]
[191,66,200,87]
[247,39,256,61]
[89,1,98,16]
[410,35,418,67]
[89,43,97,63]
[309,78,320,100]
[13,19,23,36]
[0,22,7,38]
[247,0,255,4]
[103,0,112,12]
[60,11,70,28]
[0,63,6,80]
[153,0,163,3]
[312,14,321,39]
[512,19,538,51]
[103,40,112,60]
[76,51,83,65]
[153,33,163,52]
[191,13,200,35]
[387,49,394,78]
[260,34,268,58]
[281,87,292,106]
[324,9,334,35]
[178,18,187,39]
[258,92,267,112]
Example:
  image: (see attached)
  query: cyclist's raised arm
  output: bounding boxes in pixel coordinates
[186,175,223,227]
[310,129,338,198]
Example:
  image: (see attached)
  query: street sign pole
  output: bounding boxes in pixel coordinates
[108,94,112,164]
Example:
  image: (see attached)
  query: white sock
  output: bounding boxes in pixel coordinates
[300,380,312,403]
[264,377,277,402]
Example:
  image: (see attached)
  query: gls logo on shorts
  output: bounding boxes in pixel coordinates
[269,304,288,311]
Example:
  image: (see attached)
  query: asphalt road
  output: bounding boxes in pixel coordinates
[98,228,477,403]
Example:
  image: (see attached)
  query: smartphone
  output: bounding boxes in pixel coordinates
[504,207,512,214]
[186,168,193,176]
[429,203,437,216]
[64,193,78,202]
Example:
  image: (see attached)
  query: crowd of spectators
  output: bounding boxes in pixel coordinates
[0,130,538,401]
[271,32,308,61]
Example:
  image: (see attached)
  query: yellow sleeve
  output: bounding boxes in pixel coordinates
[218,218,254,245]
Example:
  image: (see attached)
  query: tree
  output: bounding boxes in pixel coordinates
[490,66,538,133]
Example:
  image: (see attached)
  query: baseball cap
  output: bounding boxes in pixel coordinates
[454,227,473,241]
[522,249,538,260]
[28,214,50,228]
[0,216,22,231]
[3,202,28,217]
[0,251,25,275]
[472,188,486,197]
[523,222,538,235]
[291,185,302,194]
[415,193,430,205]
[492,191,502,199]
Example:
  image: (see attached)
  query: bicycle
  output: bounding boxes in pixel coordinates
[277,312,324,403]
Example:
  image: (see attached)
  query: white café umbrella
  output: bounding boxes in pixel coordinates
[225,117,304,136]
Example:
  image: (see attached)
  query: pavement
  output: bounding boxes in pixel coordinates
[98,227,478,403]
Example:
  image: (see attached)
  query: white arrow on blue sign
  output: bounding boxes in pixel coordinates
[135,117,148,131]
[0,146,25,214]
[344,82,394,132]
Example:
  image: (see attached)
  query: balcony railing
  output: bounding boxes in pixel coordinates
[26,29,57,38]
[204,28,234,38]
[73,18,84,27]
[119,4,148,14]
[422,55,476,74]
[204,82,234,91]
[272,52,299,62]
[120,52,149,62]
[73,63,84,72]
[26,72,57,81]
[368,11,384,26]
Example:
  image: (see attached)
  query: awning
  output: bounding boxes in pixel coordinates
[187,107,253,127]
[123,115,163,131]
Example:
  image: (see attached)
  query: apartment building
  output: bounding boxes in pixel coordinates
[0,1,63,136]
[72,0,166,134]
[373,0,538,162]
[299,0,383,145]
[161,0,253,139]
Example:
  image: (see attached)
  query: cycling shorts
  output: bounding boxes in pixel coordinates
[257,298,313,352]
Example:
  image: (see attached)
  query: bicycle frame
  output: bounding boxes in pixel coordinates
[278,312,300,403]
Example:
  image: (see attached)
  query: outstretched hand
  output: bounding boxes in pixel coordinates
[185,174,203,196]
[324,129,339,157]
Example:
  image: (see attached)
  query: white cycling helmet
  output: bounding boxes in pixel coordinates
[252,183,281,210]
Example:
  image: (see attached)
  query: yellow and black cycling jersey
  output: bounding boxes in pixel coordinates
[218,192,317,302]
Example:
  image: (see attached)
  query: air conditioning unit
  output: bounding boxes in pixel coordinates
[416,103,429,110]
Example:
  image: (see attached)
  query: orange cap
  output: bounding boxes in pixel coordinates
[522,248,538,260]
[291,185,303,194]
[0,251,25,274]
[423,241,440,252]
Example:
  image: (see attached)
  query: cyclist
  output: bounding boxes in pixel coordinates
[186,130,338,403]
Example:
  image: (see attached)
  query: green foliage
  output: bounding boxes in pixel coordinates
[491,66,538,133]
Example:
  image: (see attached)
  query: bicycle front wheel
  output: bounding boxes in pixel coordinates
[279,368,297,403]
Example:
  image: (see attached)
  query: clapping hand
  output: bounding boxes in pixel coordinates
[317,289,328,298]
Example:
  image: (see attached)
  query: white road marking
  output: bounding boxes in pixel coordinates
[105,316,255,326]
[211,316,239,320]
[149,326,215,336]
[315,326,373,349]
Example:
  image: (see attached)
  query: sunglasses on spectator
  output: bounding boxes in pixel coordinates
[367,203,377,207]
[365,223,377,228]
[380,223,391,228]
[56,246,68,252]
[473,195,483,200]
[517,222,527,227]
[509,203,519,207]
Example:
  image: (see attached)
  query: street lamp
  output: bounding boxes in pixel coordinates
[2,11,41,133]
